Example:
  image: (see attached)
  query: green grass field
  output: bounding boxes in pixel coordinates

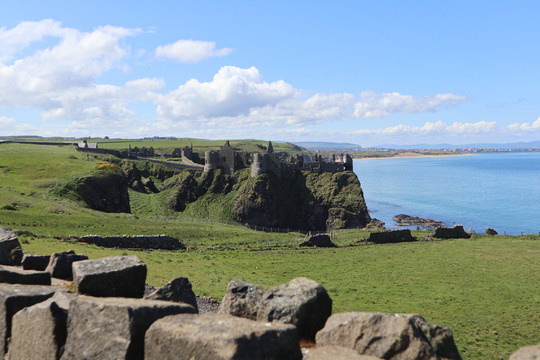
[1,141,539,359]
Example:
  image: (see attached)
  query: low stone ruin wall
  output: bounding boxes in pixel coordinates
[78,235,185,250]
[367,229,416,244]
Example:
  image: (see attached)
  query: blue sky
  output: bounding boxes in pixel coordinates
[1,1,539,146]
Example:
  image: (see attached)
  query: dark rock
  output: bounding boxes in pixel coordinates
[365,219,385,230]
[485,227,498,235]
[144,284,157,297]
[142,177,159,193]
[145,314,302,360]
[303,346,381,360]
[393,214,444,229]
[61,296,196,360]
[144,277,198,312]
[509,344,540,360]
[433,225,471,239]
[0,284,57,357]
[0,227,23,266]
[218,279,264,320]
[21,254,51,271]
[7,292,74,360]
[45,250,88,280]
[366,229,416,244]
[72,255,147,298]
[299,234,337,247]
[0,265,51,285]
[315,312,462,360]
[257,277,332,341]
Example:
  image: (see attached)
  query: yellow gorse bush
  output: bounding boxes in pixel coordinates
[95,162,118,170]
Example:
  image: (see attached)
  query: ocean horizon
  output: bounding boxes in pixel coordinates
[353,152,540,235]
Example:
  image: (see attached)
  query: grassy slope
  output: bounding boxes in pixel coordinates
[1,142,539,359]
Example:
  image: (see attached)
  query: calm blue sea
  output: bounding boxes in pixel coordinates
[353,152,540,235]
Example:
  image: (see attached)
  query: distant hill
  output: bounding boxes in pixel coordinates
[295,141,362,151]
[373,140,540,150]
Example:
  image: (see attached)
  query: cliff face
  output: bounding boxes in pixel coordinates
[53,167,131,213]
[232,171,370,231]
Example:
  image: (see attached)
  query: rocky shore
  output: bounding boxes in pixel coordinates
[393,214,444,229]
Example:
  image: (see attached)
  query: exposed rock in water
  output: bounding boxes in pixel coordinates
[485,227,498,235]
[393,214,443,229]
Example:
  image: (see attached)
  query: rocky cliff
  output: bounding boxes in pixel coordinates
[167,168,370,231]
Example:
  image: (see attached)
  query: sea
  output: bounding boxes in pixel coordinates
[353,152,540,235]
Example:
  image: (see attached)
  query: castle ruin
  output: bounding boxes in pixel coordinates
[204,141,353,177]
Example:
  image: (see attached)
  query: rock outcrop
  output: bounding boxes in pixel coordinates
[45,250,88,280]
[393,214,443,229]
[52,166,131,213]
[299,234,337,247]
[509,344,540,360]
[433,225,471,239]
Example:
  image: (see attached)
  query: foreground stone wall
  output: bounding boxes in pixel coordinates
[0,227,537,359]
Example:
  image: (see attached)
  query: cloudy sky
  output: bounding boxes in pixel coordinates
[1,1,540,146]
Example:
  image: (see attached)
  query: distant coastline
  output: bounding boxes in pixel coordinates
[353,152,469,160]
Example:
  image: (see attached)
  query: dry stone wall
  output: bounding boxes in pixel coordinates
[78,234,186,250]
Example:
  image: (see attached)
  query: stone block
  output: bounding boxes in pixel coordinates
[0,284,57,357]
[367,229,416,244]
[0,227,23,266]
[7,292,74,360]
[145,314,302,360]
[61,296,196,360]
[21,254,51,271]
[257,277,332,341]
[315,312,462,360]
[144,277,198,312]
[218,279,264,320]
[45,250,88,280]
[72,255,147,298]
[0,265,51,285]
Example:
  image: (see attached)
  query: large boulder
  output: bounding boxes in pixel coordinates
[0,227,23,266]
[21,254,51,271]
[218,279,265,320]
[257,277,332,341]
[315,312,462,360]
[509,344,540,359]
[72,255,147,298]
[366,229,416,244]
[145,314,302,360]
[433,225,471,239]
[0,265,51,285]
[0,284,57,357]
[303,346,382,360]
[61,296,196,360]
[7,292,74,360]
[144,277,198,312]
[45,250,88,280]
[299,234,337,248]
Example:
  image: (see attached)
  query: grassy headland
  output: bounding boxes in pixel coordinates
[0,140,539,359]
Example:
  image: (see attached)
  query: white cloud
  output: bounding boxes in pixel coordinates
[354,91,467,118]
[507,117,540,132]
[155,39,233,63]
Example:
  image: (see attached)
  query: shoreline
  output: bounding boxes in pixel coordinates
[353,152,470,160]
